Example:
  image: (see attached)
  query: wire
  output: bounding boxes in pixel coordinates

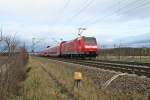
[79,0,126,26]
[72,0,95,18]
[68,0,96,22]
[111,0,149,14]
[61,0,71,14]
[121,0,150,14]
[53,0,71,25]
[86,0,138,26]
[83,0,150,27]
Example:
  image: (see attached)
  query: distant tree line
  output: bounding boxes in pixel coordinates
[99,47,150,56]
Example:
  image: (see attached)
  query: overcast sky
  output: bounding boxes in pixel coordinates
[0,0,150,47]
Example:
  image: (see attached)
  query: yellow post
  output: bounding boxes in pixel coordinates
[74,72,82,88]
[74,72,82,80]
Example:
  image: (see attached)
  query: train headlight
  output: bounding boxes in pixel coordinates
[84,45,97,48]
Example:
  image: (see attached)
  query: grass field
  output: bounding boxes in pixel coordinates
[0,55,8,60]
[16,56,148,100]
[16,57,69,100]
[16,56,98,100]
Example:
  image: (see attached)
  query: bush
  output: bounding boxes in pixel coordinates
[0,35,29,100]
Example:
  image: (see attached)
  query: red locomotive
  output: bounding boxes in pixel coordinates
[40,36,98,58]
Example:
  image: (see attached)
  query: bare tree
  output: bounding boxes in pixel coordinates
[0,34,28,100]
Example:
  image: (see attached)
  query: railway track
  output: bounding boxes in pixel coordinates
[48,57,150,78]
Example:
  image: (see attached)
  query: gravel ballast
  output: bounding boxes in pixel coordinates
[49,59,150,97]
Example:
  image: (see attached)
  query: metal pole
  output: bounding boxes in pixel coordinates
[32,38,35,54]
[0,25,3,41]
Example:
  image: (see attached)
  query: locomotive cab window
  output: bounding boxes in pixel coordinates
[84,37,97,44]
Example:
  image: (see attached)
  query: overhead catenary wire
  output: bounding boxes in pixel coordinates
[101,0,149,25]
[85,0,140,25]
[53,0,95,39]
[79,0,127,26]
[61,0,71,13]
[50,0,72,45]
[53,0,71,25]
[111,0,150,15]
[67,0,96,22]
[82,0,150,27]
[53,0,150,42]
[121,0,150,14]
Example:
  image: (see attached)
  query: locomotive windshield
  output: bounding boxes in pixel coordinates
[84,37,97,44]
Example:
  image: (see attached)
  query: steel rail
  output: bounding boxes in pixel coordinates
[91,59,150,67]
[48,57,150,78]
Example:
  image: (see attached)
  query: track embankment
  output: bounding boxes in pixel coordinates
[49,58,150,78]
[18,56,150,100]
[48,57,150,99]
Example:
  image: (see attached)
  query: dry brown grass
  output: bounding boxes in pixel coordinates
[36,57,148,100]
[17,57,70,100]
[0,56,8,59]
[33,57,101,100]
[18,56,148,100]
[0,48,28,100]
[44,61,98,100]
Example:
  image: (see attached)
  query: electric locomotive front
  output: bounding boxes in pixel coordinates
[78,36,98,57]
